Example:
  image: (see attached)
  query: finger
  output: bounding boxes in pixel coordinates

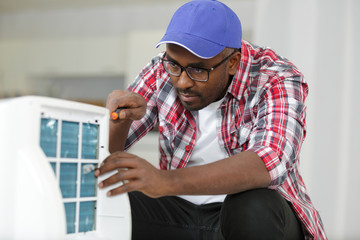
[95,156,121,176]
[117,105,146,121]
[107,181,141,196]
[99,169,138,188]
[96,152,138,176]
[106,90,126,110]
[107,91,144,110]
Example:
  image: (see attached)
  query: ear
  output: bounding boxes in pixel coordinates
[228,52,241,75]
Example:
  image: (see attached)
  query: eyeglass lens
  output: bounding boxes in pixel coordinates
[163,60,208,81]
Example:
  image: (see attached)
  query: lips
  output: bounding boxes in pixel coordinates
[178,92,199,102]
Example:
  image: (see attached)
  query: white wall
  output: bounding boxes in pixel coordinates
[0,1,256,97]
[254,0,360,239]
[0,37,127,97]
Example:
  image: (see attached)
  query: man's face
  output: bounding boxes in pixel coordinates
[165,44,239,111]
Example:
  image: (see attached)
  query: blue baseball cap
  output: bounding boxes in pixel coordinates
[155,0,242,59]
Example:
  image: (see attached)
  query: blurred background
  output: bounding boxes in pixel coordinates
[0,0,359,239]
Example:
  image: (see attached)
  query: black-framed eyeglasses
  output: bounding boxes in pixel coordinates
[161,50,236,82]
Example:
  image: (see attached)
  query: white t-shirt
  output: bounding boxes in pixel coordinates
[178,99,228,205]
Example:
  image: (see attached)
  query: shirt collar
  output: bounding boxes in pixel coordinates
[226,40,251,102]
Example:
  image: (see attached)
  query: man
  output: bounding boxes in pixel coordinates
[95,0,327,239]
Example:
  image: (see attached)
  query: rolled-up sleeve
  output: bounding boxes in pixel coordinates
[247,75,308,188]
[124,56,161,150]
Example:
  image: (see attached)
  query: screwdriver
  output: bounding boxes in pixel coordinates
[110,107,126,120]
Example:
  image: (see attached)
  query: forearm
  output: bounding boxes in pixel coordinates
[96,149,271,198]
[108,119,132,153]
[164,150,271,196]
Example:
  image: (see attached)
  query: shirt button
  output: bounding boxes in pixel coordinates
[158,126,163,133]
[185,145,191,151]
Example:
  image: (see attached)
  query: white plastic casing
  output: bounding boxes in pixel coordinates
[0,96,131,240]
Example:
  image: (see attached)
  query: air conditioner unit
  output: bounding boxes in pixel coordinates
[0,96,131,240]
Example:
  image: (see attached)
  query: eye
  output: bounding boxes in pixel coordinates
[188,67,205,74]
[166,61,179,70]
[169,62,178,68]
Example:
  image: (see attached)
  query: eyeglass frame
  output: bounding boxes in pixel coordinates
[161,50,237,82]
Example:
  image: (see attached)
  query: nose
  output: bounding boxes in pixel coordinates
[176,70,195,90]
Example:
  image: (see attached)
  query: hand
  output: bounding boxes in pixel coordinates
[95,151,170,198]
[106,90,147,121]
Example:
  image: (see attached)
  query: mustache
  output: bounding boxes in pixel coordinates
[176,88,199,96]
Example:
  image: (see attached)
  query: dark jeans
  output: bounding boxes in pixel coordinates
[129,188,304,240]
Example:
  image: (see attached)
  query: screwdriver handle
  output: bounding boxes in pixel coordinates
[110,107,126,120]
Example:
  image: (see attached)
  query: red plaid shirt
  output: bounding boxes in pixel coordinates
[126,40,327,239]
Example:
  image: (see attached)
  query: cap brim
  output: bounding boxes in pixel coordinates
[155,33,225,59]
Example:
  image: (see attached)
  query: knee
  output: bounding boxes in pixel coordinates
[220,188,285,239]
[223,188,280,216]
